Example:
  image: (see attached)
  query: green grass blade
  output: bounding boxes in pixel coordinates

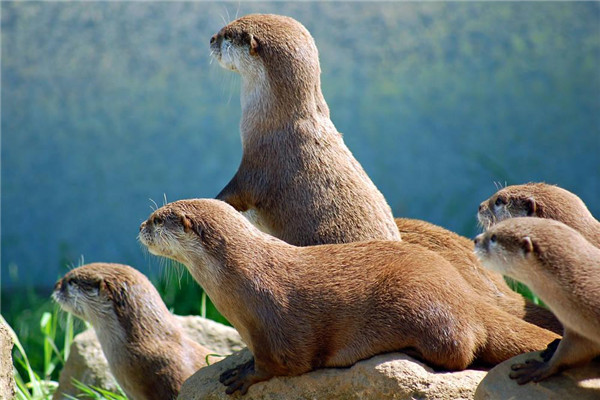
[63,312,74,362]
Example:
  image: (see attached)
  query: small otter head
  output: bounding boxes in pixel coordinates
[477,183,588,230]
[52,263,150,325]
[474,217,577,285]
[473,219,540,282]
[477,185,539,230]
[210,14,324,114]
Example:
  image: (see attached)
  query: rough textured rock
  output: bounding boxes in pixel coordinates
[180,349,487,400]
[475,351,600,400]
[0,319,16,400]
[53,315,243,400]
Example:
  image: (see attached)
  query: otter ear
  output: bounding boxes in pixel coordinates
[181,215,193,233]
[521,236,534,255]
[104,280,126,309]
[526,197,537,216]
[249,34,259,56]
[181,215,204,240]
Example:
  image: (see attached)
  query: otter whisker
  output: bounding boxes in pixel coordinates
[149,198,159,212]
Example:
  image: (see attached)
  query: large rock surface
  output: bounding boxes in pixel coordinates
[0,319,16,400]
[179,348,487,400]
[53,315,244,400]
[475,351,600,400]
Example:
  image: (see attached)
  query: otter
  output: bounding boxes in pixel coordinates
[210,14,400,246]
[139,199,559,395]
[52,263,210,400]
[478,182,599,248]
[474,218,600,384]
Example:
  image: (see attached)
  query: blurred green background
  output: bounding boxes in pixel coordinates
[2,2,599,292]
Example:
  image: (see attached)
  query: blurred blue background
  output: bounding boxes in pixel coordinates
[2,2,599,290]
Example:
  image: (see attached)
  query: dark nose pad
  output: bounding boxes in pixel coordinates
[139,221,145,232]
[478,204,484,212]
[54,280,62,291]
[210,34,217,45]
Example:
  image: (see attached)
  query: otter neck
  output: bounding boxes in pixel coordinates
[93,295,179,349]
[183,227,292,336]
[240,72,329,137]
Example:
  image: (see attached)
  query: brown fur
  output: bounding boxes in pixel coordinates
[396,218,562,334]
[474,218,600,383]
[210,14,400,246]
[53,263,210,400]
[140,199,559,395]
[478,182,600,247]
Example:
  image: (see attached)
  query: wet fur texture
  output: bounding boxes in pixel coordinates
[53,263,210,400]
[210,14,400,245]
[478,182,600,248]
[140,199,559,395]
[475,218,600,384]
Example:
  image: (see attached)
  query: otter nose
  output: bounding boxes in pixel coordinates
[478,203,484,212]
[473,234,483,246]
[54,280,62,291]
[139,221,146,232]
[210,34,217,45]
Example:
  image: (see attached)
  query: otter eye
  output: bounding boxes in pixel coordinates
[223,33,231,41]
[153,216,164,225]
[67,278,75,286]
[494,197,505,207]
[490,234,497,243]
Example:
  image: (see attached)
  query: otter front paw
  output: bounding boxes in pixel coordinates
[509,358,556,384]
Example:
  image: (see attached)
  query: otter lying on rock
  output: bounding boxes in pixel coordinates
[140,199,558,395]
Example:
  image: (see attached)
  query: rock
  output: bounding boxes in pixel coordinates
[0,319,16,400]
[177,316,244,356]
[475,351,600,400]
[180,349,487,400]
[53,315,244,399]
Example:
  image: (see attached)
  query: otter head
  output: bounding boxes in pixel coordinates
[474,217,576,286]
[473,219,540,282]
[139,199,256,285]
[53,263,150,328]
[210,14,327,121]
[478,183,590,231]
[478,186,538,230]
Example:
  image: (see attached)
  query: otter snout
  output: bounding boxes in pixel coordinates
[478,202,486,213]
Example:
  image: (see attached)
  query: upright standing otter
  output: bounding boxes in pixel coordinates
[474,218,600,384]
[210,14,400,245]
[139,199,559,395]
[53,263,210,400]
[209,14,560,334]
[478,182,600,247]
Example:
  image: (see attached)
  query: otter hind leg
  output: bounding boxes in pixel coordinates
[476,305,560,367]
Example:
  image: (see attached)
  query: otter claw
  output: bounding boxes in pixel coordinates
[509,358,552,385]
